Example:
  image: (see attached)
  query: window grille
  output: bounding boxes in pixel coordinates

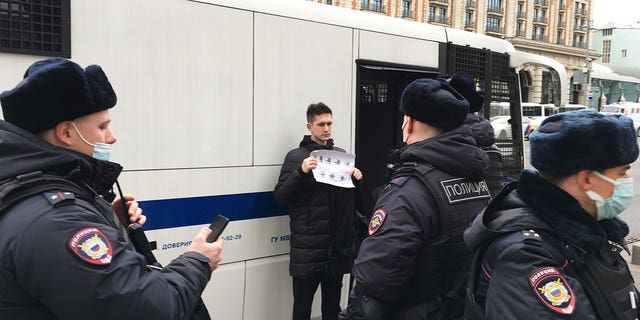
[0,0,70,57]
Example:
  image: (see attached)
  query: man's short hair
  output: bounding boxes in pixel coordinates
[306,102,332,123]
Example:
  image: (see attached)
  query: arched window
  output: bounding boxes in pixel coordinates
[519,70,532,102]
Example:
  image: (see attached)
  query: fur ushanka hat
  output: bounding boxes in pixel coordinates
[529,109,639,176]
[1,58,117,134]
[399,78,469,132]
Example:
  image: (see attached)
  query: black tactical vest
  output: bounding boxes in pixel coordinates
[466,229,640,320]
[564,239,640,320]
[390,163,490,317]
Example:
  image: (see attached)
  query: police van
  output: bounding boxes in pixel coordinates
[600,102,640,136]
[0,0,568,318]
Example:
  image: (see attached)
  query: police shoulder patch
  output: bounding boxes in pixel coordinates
[368,209,387,236]
[43,191,75,206]
[390,176,411,187]
[68,227,113,266]
[529,267,575,315]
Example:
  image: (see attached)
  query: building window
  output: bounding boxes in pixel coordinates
[465,11,473,28]
[362,0,385,12]
[556,30,564,44]
[436,7,447,23]
[532,27,546,41]
[602,40,611,63]
[558,13,565,27]
[427,5,435,22]
[326,0,332,4]
[516,2,524,18]
[516,21,524,36]
[622,49,627,58]
[487,0,502,13]
[603,28,613,36]
[402,0,413,18]
[0,0,70,58]
[373,0,382,12]
[572,34,584,48]
[486,16,501,32]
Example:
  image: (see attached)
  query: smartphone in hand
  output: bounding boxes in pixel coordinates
[207,214,230,243]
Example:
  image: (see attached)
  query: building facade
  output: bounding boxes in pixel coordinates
[590,26,640,107]
[316,0,594,105]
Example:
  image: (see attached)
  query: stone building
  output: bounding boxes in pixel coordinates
[315,0,594,106]
[590,24,640,108]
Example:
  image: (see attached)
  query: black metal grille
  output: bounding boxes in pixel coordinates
[360,81,388,103]
[489,53,511,102]
[0,0,70,57]
[450,45,486,83]
[448,44,524,179]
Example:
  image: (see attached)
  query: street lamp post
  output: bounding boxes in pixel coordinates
[584,19,591,107]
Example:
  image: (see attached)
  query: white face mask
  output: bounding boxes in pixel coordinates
[585,171,634,221]
[401,118,410,144]
[72,122,112,161]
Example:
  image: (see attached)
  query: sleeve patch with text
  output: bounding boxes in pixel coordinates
[67,227,113,266]
[529,267,575,315]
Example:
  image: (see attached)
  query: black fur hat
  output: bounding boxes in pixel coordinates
[0,58,117,134]
[448,72,484,113]
[399,78,469,132]
[530,109,639,176]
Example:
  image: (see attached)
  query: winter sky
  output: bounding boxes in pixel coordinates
[592,0,640,28]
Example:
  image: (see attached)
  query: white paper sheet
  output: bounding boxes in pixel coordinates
[310,150,355,188]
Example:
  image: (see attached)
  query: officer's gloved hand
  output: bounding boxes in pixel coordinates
[340,284,389,320]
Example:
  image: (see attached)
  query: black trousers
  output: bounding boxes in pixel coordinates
[292,274,343,320]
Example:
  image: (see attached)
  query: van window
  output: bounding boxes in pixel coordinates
[601,106,621,113]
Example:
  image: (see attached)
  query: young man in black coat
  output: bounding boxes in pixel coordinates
[275,103,363,320]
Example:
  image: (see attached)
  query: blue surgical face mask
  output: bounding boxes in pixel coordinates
[72,122,112,161]
[585,171,634,221]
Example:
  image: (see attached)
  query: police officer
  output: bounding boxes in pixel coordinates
[465,109,640,319]
[0,58,223,319]
[449,72,504,197]
[339,78,490,320]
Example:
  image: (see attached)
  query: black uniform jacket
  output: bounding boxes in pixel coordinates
[0,120,212,320]
[464,169,637,319]
[463,113,495,149]
[274,135,356,278]
[352,125,489,305]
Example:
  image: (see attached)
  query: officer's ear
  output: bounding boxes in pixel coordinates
[575,169,595,191]
[405,116,415,134]
[53,121,74,146]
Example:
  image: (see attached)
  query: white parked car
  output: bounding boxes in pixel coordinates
[491,116,531,139]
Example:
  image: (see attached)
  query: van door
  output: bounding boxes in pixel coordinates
[355,64,437,214]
